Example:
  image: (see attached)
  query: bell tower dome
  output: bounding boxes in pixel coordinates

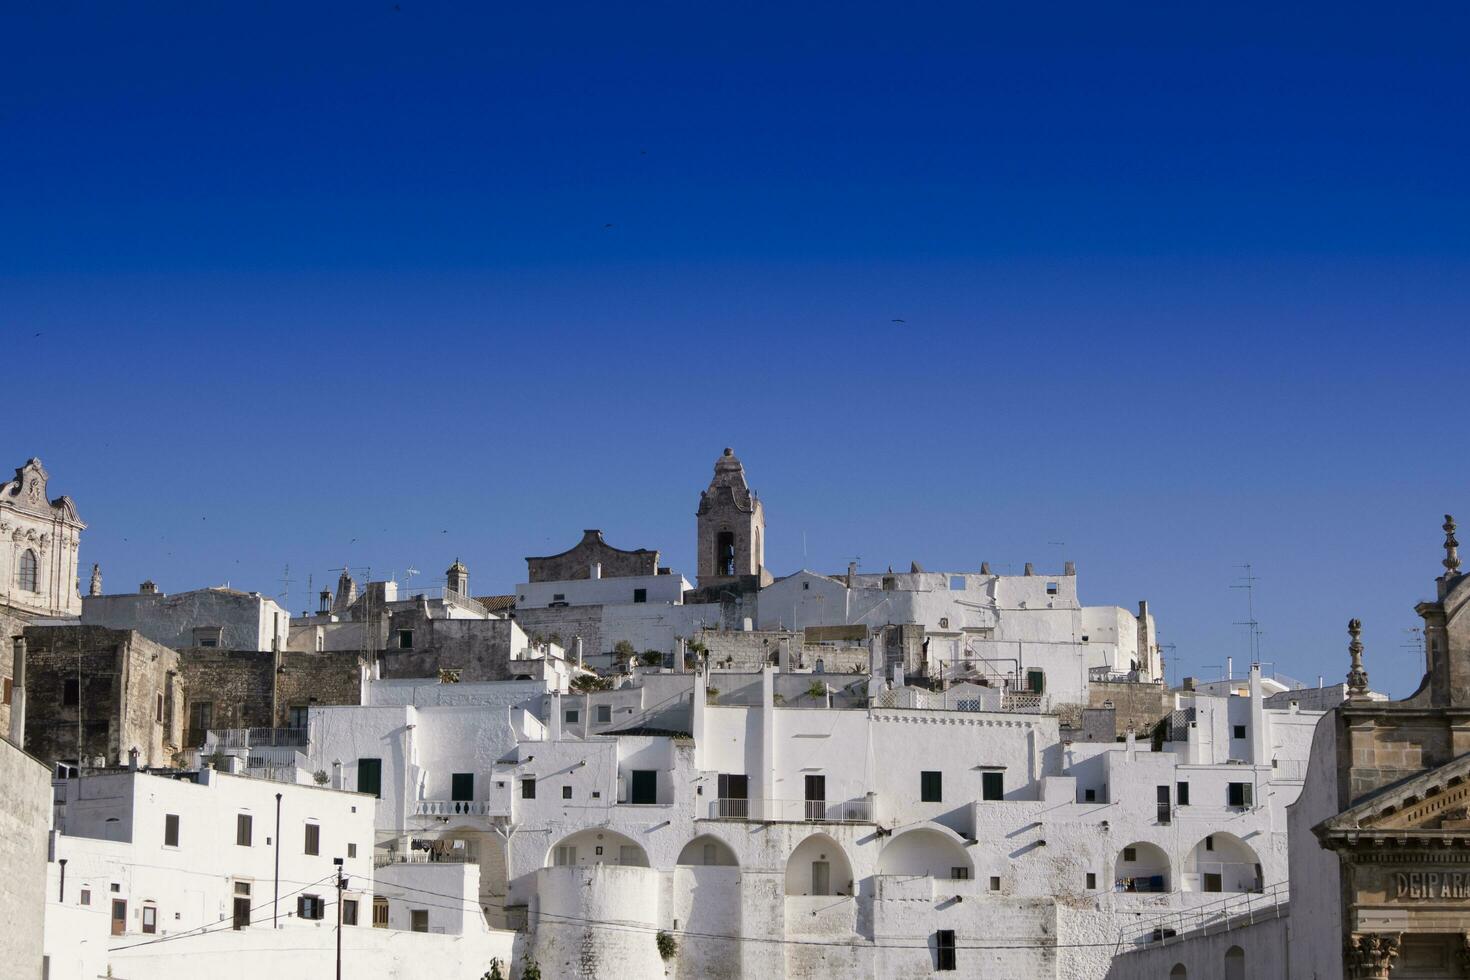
[696,448,770,589]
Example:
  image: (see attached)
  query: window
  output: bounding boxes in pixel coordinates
[155,693,163,723]
[304,822,320,855]
[297,895,325,920]
[236,814,253,847]
[1123,847,1137,862]
[192,627,223,648]
[164,814,180,847]
[348,842,357,859]
[989,876,1001,892]
[1232,724,1247,739]
[1177,782,1190,807]
[565,709,579,724]
[1084,788,1097,803]
[596,705,611,724]
[342,899,358,926]
[372,897,389,928]
[552,593,565,602]
[920,771,943,803]
[554,845,577,866]
[397,629,413,649]
[1045,581,1058,595]
[981,771,1004,801]
[1086,872,1097,889]
[521,777,536,799]
[938,617,949,630]
[142,904,157,934]
[629,770,657,805]
[1227,782,1253,808]
[451,773,474,802]
[188,701,213,741]
[17,549,38,592]
[951,867,970,880]
[63,678,80,707]
[1026,670,1045,694]
[357,758,382,798]
[80,889,91,906]
[1205,835,1215,851]
[288,705,309,730]
[633,588,647,603]
[410,910,429,933]
[562,786,572,800]
[716,531,736,576]
[936,929,957,971]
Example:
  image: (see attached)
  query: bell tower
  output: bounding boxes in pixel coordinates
[696,448,770,589]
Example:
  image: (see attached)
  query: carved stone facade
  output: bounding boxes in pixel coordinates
[525,530,659,583]
[1308,515,1470,977]
[1,458,84,620]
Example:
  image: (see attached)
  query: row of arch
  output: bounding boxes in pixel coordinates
[546,827,975,897]
[1115,833,1263,894]
[1171,945,1244,980]
[543,828,1263,897]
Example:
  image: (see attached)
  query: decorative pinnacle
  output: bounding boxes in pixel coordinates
[1444,514,1461,578]
[1346,618,1370,698]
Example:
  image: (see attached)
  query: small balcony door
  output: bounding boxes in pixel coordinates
[629,770,657,805]
[804,774,826,821]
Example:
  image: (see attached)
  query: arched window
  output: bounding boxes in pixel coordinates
[1223,946,1245,980]
[17,549,38,592]
[1170,965,1187,979]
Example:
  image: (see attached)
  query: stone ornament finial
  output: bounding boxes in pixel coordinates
[1345,932,1401,979]
[1444,514,1461,578]
[89,563,102,597]
[1346,618,1371,699]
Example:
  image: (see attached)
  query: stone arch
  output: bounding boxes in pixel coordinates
[1224,945,1245,980]
[876,827,973,879]
[1183,832,1262,893]
[676,834,738,867]
[1114,841,1170,892]
[785,832,853,896]
[545,828,649,868]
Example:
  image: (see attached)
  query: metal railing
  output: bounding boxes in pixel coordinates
[204,727,308,749]
[1117,881,1289,949]
[712,797,749,818]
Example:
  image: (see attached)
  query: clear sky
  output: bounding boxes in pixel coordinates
[4,3,1467,696]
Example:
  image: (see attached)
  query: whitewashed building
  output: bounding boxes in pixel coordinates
[43,765,515,980]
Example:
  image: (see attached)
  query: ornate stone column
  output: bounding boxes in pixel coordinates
[1344,933,1400,980]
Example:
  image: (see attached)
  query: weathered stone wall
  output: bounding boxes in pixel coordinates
[1088,680,1171,737]
[23,625,181,767]
[525,530,658,582]
[0,737,49,980]
[697,629,799,670]
[178,649,364,739]
[379,612,519,681]
[514,606,604,657]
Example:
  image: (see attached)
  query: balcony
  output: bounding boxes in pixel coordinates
[705,797,875,823]
[202,727,307,750]
[413,799,507,818]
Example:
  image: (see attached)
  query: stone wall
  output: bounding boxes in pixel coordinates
[525,529,658,582]
[697,629,799,670]
[23,625,182,767]
[0,737,49,980]
[379,612,520,681]
[0,607,32,734]
[514,605,604,658]
[178,649,364,739]
[1088,680,1171,738]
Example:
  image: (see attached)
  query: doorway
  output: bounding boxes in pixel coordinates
[811,860,831,896]
[111,899,127,936]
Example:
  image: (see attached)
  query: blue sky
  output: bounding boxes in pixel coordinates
[3,3,1467,696]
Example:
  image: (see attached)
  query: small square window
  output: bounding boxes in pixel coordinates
[633,588,647,603]
[80,889,91,906]
[1084,788,1096,803]
[111,883,121,893]
[1233,724,1247,739]
[1123,847,1137,862]
[950,867,969,880]
[989,876,1001,892]
[348,843,357,859]
[297,895,325,920]
[397,629,413,649]
[596,705,611,724]
[1086,872,1097,889]
[920,771,943,803]
[566,709,579,724]
[522,778,536,799]
[562,786,572,800]
[981,771,1004,801]
[1046,582,1058,595]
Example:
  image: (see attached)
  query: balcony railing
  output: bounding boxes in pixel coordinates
[1157,803,1172,825]
[413,799,495,818]
[705,797,875,823]
[203,727,308,750]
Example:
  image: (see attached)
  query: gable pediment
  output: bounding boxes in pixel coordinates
[1320,754,1470,838]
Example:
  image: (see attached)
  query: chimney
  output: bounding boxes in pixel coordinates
[980,561,992,575]
[1023,563,1035,576]
[574,636,584,668]
[675,637,686,674]
[8,637,26,748]
[846,562,857,587]
[128,747,140,770]
[139,580,158,595]
[1064,561,1076,576]
[590,562,602,580]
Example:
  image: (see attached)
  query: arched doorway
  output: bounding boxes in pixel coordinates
[546,828,649,868]
[1114,841,1170,892]
[876,828,973,880]
[1223,945,1245,980]
[785,833,853,896]
[1183,833,1262,893]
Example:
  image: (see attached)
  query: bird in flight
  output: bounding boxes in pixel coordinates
[892,319,906,324]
